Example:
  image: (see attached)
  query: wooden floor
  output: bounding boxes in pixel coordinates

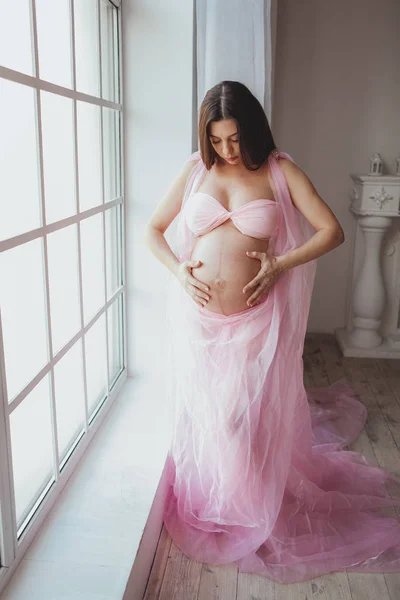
[143,333,400,600]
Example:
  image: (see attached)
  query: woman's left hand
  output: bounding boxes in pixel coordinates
[242,251,285,307]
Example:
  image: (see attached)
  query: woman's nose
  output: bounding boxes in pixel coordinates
[222,143,233,155]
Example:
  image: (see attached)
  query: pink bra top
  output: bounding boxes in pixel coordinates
[184,191,280,239]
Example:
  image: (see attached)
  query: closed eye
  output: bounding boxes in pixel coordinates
[212,139,239,144]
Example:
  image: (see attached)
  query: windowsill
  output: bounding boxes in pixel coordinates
[0,375,171,600]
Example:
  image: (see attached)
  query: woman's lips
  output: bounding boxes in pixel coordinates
[225,156,238,162]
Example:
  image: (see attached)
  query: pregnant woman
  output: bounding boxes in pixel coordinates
[144,81,400,583]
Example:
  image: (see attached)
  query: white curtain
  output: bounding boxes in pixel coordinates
[195,0,272,122]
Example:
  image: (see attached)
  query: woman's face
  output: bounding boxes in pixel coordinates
[208,119,241,165]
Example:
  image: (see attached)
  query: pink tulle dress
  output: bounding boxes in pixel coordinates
[162,149,400,583]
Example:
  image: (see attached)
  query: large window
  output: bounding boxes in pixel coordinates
[0,0,125,572]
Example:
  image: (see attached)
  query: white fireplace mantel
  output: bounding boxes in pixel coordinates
[335,172,400,358]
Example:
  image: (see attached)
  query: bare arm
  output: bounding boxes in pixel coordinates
[143,158,195,276]
[143,158,211,307]
[276,158,345,272]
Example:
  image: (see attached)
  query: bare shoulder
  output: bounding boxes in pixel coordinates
[173,156,200,185]
[164,155,201,197]
[275,155,344,236]
[182,155,200,173]
[277,156,304,179]
[145,155,201,234]
[277,156,318,196]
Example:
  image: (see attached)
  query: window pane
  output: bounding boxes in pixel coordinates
[10,375,54,528]
[103,107,119,202]
[116,109,122,197]
[1,239,49,402]
[108,294,124,386]
[80,214,105,324]
[0,0,34,76]
[41,91,76,225]
[77,101,103,212]
[85,314,108,420]
[36,0,73,89]
[100,0,119,103]
[74,0,100,97]
[47,224,81,355]
[0,0,124,563]
[105,205,122,300]
[0,79,41,241]
[54,341,85,465]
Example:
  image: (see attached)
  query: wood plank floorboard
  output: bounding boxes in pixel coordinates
[143,333,400,600]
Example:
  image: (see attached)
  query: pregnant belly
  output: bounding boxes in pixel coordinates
[190,223,272,315]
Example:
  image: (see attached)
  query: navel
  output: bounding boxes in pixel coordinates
[214,277,226,290]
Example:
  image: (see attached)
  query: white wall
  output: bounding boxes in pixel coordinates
[122,0,195,377]
[121,8,195,591]
[124,0,400,347]
[273,0,400,332]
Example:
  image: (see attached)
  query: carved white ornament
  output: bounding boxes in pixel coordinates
[385,230,400,257]
[350,187,358,202]
[369,186,393,209]
[336,173,400,358]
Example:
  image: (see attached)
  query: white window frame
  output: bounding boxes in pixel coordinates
[0,0,126,581]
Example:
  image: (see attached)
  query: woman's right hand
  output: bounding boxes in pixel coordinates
[176,260,211,307]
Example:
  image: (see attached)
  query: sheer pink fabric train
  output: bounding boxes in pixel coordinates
[162,149,400,583]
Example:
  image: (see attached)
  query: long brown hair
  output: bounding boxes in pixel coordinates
[198,80,276,171]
